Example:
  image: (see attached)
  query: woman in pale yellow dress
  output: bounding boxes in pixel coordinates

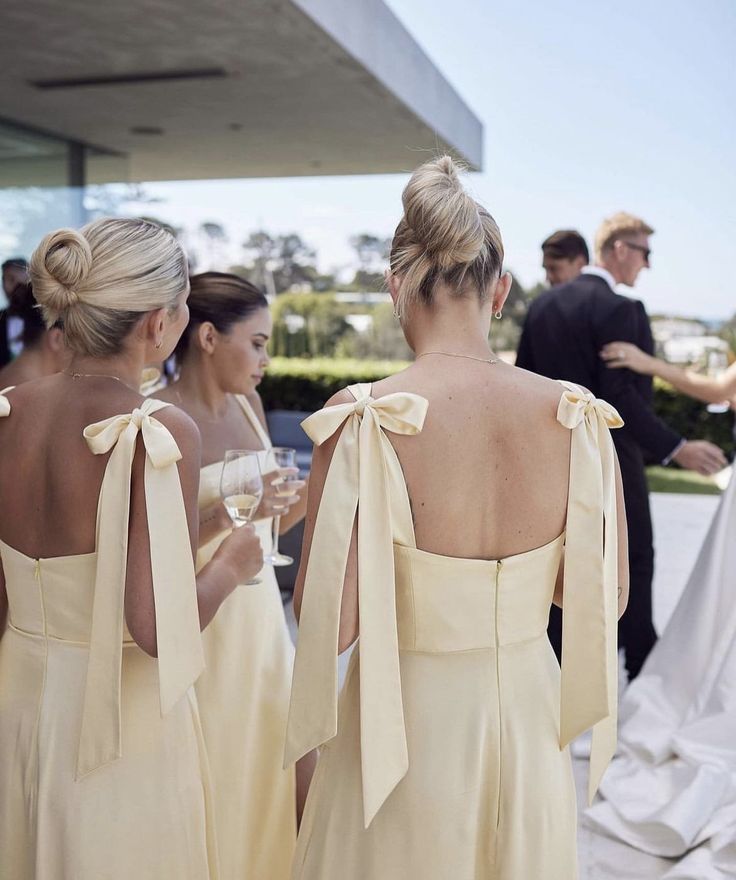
[285,157,631,878]
[155,271,312,879]
[0,220,262,880]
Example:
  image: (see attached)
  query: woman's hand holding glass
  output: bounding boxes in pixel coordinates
[220,450,265,585]
[213,521,264,587]
[257,467,305,520]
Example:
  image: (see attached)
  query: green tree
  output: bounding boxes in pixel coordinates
[270,292,351,357]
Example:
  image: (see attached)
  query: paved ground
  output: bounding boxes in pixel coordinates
[285,490,724,877]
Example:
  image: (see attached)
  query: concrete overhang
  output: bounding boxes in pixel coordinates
[0,0,483,185]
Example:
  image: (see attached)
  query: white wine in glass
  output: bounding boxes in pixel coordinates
[265,446,297,566]
[220,450,264,585]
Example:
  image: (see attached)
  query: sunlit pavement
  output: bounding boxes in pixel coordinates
[285,491,723,877]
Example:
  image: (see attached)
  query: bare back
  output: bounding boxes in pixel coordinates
[373,360,571,561]
[0,374,192,559]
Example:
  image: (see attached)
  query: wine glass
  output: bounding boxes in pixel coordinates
[220,450,264,585]
[264,446,298,567]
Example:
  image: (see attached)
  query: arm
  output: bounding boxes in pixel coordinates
[613,451,629,619]
[125,407,262,656]
[0,558,7,639]
[595,299,683,461]
[292,390,358,654]
[247,390,307,531]
[552,443,629,619]
[601,342,736,405]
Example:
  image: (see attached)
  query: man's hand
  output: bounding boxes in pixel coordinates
[672,440,728,476]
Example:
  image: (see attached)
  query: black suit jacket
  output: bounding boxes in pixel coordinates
[516,272,681,462]
[0,310,13,369]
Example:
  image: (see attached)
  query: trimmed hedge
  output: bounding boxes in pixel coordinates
[260,359,735,454]
[259,358,409,411]
[652,379,734,456]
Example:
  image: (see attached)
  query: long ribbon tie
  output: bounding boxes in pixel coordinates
[557,381,623,803]
[76,398,204,779]
[284,383,428,827]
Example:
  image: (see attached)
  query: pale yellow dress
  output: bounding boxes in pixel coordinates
[195,394,297,880]
[285,382,623,879]
[0,389,218,880]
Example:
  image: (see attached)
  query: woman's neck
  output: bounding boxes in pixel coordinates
[175,359,229,418]
[407,290,495,359]
[67,350,145,392]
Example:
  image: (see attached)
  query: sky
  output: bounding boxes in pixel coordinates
[134,0,735,319]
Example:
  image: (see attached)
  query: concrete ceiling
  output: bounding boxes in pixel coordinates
[0,0,483,185]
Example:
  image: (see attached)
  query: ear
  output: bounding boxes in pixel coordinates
[492,272,513,313]
[196,320,218,355]
[386,271,401,306]
[46,326,65,353]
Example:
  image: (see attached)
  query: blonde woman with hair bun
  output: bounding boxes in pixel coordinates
[286,156,629,878]
[0,218,262,880]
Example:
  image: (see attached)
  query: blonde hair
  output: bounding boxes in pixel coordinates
[30,218,188,357]
[389,156,503,312]
[594,212,654,262]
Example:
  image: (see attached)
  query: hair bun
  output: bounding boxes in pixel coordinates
[30,228,93,315]
[401,155,484,269]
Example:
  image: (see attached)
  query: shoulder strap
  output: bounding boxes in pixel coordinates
[284,383,427,827]
[235,393,271,450]
[76,397,204,778]
[556,380,623,803]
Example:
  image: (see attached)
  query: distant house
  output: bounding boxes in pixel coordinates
[651,317,730,367]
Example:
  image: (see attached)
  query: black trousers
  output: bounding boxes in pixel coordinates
[548,441,657,681]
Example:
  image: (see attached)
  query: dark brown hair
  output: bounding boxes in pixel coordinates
[541,230,589,263]
[176,271,268,359]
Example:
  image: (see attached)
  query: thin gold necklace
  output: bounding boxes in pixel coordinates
[415,351,500,365]
[65,371,125,384]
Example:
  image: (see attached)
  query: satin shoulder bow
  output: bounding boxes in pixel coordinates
[76,397,204,778]
[285,383,428,828]
[556,380,623,802]
[0,386,14,417]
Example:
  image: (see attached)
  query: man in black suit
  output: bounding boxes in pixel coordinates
[0,258,29,368]
[516,213,726,680]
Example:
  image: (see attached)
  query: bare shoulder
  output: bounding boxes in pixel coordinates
[324,387,358,408]
[494,366,570,435]
[152,402,201,455]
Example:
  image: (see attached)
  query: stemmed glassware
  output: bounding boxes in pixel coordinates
[264,447,298,567]
[220,450,264,585]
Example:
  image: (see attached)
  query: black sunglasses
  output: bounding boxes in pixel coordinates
[622,241,651,261]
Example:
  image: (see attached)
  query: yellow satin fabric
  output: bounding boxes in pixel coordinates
[286,380,622,829]
[285,383,428,827]
[77,397,204,778]
[556,380,623,802]
[0,386,14,416]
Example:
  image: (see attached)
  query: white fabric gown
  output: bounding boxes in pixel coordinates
[586,471,736,879]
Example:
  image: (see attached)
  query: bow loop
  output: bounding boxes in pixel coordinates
[302,389,428,447]
[83,398,181,468]
[0,386,13,417]
[557,382,623,431]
